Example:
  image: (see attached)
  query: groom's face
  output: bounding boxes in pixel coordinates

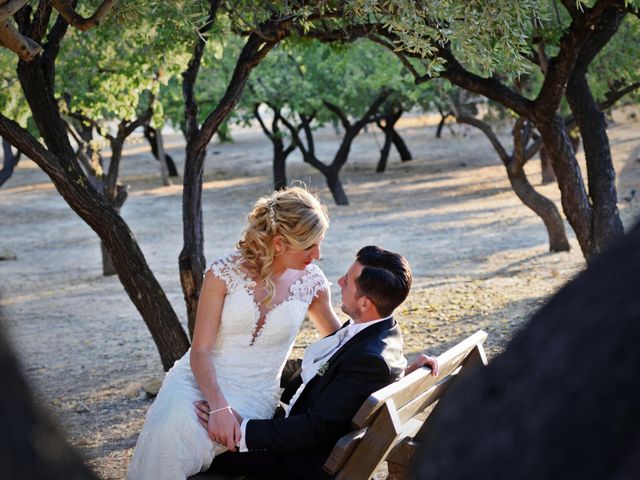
[337,261,364,319]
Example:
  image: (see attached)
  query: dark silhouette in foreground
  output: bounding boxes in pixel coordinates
[415,219,640,479]
[0,305,97,479]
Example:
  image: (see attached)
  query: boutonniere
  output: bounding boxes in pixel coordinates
[317,361,329,377]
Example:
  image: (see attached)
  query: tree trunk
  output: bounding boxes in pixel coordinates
[144,125,178,177]
[98,135,128,277]
[155,126,171,186]
[180,26,284,333]
[436,114,446,139]
[456,114,570,253]
[536,116,594,258]
[376,110,405,173]
[273,142,287,190]
[540,135,579,185]
[325,169,349,206]
[507,162,570,252]
[566,74,624,257]
[0,138,21,187]
[435,106,455,139]
[392,128,412,161]
[254,106,293,191]
[180,141,207,338]
[14,56,189,370]
[376,121,393,173]
[539,146,556,184]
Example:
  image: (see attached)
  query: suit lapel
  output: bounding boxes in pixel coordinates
[324,317,395,366]
[287,317,397,414]
[281,320,352,402]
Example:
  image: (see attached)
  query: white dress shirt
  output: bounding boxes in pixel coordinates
[238,316,392,452]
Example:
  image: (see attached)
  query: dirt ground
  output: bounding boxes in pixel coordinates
[1,110,639,479]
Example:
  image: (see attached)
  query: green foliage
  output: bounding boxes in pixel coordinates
[588,17,640,105]
[0,50,39,137]
[243,38,433,130]
[345,0,543,78]
[56,5,193,130]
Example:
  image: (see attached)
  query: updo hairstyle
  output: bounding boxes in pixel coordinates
[237,186,329,304]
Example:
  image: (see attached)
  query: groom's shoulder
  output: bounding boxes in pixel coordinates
[345,320,403,360]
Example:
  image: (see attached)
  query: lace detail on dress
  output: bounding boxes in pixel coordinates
[249,264,329,346]
[288,263,330,304]
[128,258,331,480]
[207,253,254,293]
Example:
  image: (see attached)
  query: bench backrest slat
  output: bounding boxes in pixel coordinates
[326,330,488,479]
[351,330,488,429]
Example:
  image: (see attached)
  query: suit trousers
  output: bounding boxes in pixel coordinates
[208,449,335,480]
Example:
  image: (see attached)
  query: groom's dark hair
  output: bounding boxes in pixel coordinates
[355,245,412,317]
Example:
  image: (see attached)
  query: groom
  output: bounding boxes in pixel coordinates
[196,245,436,479]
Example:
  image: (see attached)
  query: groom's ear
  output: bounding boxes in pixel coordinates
[358,295,375,313]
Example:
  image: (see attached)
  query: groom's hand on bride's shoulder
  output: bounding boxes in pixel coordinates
[193,400,243,452]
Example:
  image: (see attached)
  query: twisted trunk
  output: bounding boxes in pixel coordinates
[13,51,188,370]
[539,146,557,184]
[506,165,571,252]
[456,114,570,252]
[393,128,412,162]
[376,109,403,173]
[144,124,178,177]
[0,138,21,187]
[180,13,287,333]
[564,5,625,257]
[535,116,593,256]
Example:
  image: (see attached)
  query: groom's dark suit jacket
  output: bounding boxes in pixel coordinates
[210,318,405,479]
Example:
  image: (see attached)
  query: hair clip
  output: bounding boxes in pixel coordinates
[267,200,277,226]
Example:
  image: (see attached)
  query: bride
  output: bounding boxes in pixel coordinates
[127,187,340,479]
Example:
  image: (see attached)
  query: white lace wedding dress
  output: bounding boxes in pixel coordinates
[127,253,329,480]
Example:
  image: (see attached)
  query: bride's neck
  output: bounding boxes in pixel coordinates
[270,258,288,278]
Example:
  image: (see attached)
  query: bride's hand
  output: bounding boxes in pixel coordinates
[194,400,241,452]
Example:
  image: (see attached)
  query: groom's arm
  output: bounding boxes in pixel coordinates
[244,353,392,452]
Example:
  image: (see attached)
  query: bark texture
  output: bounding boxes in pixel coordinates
[5,12,189,369]
[180,4,292,334]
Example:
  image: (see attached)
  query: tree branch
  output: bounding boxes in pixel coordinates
[369,34,425,81]
[26,0,53,43]
[323,100,350,130]
[535,0,618,118]
[434,43,533,118]
[601,81,640,110]
[535,40,550,75]
[0,17,42,60]
[0,0,27,22]
[254,104,275,141]
[49,0,116,32]
[182,0,220,142]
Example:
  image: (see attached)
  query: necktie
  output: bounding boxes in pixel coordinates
[312,326,350,364]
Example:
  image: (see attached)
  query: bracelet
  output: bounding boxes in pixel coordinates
[208,405,232,415]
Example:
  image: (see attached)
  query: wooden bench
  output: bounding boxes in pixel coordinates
[323,330,488,479]
[191,330,488,480]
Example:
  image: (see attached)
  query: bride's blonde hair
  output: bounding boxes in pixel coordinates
[237,186,329,304]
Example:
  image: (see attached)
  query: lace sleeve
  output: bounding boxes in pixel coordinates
[290,264,331,305]
[206,253,246,293]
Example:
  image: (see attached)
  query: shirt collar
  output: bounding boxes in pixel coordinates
[344,314,392,337]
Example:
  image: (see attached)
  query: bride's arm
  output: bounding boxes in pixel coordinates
[190,270,241,451]
[308,288,342,336]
